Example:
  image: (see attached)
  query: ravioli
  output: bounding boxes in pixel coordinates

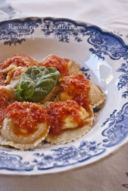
[0,87,15,129]
[46,100,94,144]
[0,54,38,71]
[0,102,49,150]
[58,73,105,109]
[65,58,81,75]
[0,54,105,150]
[0,55,38,89]
[41,54,80,76]
[6,67,27,88]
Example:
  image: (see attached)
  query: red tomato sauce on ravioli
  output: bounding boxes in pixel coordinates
[0,73,7,85]
[60,74,90,110]
[0,55,37,69]
[41,55,69,76]
[47,100,84,135]
[5,102,48,136]
[7,67,25,81]
[0,89,14,128]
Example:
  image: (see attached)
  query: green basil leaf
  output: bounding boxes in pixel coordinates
[16,66,60,102]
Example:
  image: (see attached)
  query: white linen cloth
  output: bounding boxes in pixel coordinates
[0,0,128,190]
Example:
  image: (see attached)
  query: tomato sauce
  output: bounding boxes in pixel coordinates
[0,88,14,128]
[0,55,37,69]
[0,72,7,85]
[5,102,48,136]
[47,100,84,135]
[41,55,69,76]
[7,67,26,81]
[60,74,90,110]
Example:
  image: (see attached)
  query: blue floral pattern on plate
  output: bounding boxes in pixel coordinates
[0,17,127,174]
[102,102,128,147]
[33,141,105,170]
[0,152,34,171]
[117,62,128,98]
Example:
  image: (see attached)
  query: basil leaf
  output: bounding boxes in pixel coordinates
[16,66,60,102]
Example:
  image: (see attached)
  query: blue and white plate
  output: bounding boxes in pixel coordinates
[0,17,128,175]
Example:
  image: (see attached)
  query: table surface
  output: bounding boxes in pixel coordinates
[0,0,128,191]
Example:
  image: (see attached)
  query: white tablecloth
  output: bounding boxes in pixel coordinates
[0,0,128,190]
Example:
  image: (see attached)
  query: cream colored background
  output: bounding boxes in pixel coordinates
[0,0,128,190]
